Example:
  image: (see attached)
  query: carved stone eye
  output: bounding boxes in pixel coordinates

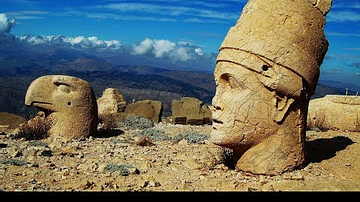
[57,84,71,94]
[220,73,240,89]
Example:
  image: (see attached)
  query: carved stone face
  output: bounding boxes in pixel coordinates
[212,62,273,150]
[211,51,309,174]
[211,50,302,152]
[25,75,98,139]
[210,0,332,175]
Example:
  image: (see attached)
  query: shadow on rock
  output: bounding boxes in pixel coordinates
[95,128,124,138]
[305,136,355,164]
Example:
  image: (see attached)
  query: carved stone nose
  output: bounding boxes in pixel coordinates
[212,95,222,112]
[213,105,222,111]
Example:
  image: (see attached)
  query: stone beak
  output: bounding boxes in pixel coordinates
[25,76,56,113]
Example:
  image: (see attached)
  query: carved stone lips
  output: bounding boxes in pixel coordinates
[212,119,224,130]
[213,119,223,124]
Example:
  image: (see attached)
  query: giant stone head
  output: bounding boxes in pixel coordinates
[211,0,332,175]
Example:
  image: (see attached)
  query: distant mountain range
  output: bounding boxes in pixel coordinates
[316,79,360,96]
[0,54,215,117]
[0,42,354,118]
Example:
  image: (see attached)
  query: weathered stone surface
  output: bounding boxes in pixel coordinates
[125,100,162,123]
[172,97,212,125]
[211,0,332,175]
[307,95,360,132]
[98,112,127,129]
[0,112,26,132]
[98,99,162,128]
[97,88,126,115]
[25,75,98,139]
[1,122,360,191]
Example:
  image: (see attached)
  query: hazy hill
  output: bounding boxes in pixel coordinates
[0,50,351,118]
[317,80,360,95]
[0,56,215,117]
[312,83,346,99]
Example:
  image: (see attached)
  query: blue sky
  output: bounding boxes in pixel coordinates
[2,0,243,51]
[1,0,360,90]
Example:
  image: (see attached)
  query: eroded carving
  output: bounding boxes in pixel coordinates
[308,95,360,132]
[211,0,332,175]
[25,75,98,139]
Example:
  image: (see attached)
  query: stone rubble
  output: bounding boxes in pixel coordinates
[1,124,359,191]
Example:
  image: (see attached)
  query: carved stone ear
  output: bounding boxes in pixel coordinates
[272,95,295,123]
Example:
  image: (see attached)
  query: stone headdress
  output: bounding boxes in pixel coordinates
[217,0,332,97]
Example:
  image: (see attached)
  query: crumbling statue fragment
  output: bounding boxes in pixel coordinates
[172,97,212,125]
[211,0,332,175]
[97,88,127,115]
[308,95,360,132]
[125,100,163,123]
[25,75,98,139]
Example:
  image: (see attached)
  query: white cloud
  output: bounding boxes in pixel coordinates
[19,35,47,44]
[19,35,122,51]
[13,33,216,70]
[88,2,240,23]
[195,48,204,56]
[132,38,177,58]
[332,2,360,9]
[327,32,360,37]
[169,47,191,62]
[132,38,154,55]
[0,13,16,34]
[152,40,176,58]
[132,38,204,62]
[104,40,121,49]
[5,10,49,20]
[19,34,205,64]
[64,36,85,45]
[327,11,360,22]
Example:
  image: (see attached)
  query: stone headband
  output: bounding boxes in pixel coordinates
[216,47,306,99]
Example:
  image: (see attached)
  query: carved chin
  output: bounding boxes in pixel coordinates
[210,128,245,148]
[210,129,224,145]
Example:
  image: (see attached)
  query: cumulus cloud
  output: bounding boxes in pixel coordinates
[132,38,176,58]
[132,38,154,55]
[0,13,215,71]
[0,13,17,43]
[194,48,204,56]
[18,34,210,65]
[0,13,16,34]
[132,38,207,63]
[153,40,176,58]
[19,35,122,51]
[169,47,191,62]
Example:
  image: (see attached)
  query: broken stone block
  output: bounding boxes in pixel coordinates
[97,88,126,115]
[172,97,212,125]
[124,100,163,123]
[307,95,360,132]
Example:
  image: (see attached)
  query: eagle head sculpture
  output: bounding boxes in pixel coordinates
[25,75,98,139]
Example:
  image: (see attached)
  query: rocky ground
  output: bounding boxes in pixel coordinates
[0,123,359,192]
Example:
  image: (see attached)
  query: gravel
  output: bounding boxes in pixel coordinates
[1,125,359,191]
